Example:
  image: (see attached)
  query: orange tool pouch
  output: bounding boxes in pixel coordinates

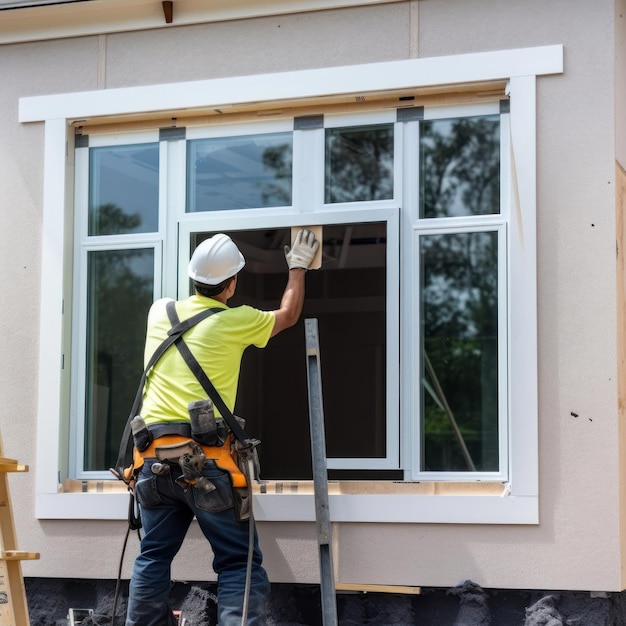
[124,433,247,489]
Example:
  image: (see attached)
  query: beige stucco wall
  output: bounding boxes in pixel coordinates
[0,0,623,591]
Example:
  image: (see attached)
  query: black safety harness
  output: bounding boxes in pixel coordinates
[112,301,260,489]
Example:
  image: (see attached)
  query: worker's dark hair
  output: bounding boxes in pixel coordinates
[194,278,230,298]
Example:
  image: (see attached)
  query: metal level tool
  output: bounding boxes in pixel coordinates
[304,318,338,626]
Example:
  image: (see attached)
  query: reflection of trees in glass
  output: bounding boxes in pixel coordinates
[85,245,154,471]
[90,202,142,236]
[325,125,394,203]
[420,115,500,218]
[260,143,292,206]
[419,114,501,472]
[422,231,499,472]
[88,143,159,235]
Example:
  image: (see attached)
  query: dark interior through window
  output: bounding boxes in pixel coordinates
[191,223,401,480]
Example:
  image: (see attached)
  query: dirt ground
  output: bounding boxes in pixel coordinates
[23,578,626,625]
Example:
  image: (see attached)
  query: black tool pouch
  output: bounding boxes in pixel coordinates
[131,415,152,452]
[188,399,228,446]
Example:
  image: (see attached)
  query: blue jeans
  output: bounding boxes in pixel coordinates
[126,458,269,626]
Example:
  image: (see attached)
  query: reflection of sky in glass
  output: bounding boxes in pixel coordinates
[420,115,500,219]
[187,133,292,212]
[89,144,159,235]
[325,125,394,203]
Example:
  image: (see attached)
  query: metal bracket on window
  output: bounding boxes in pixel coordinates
[499,99,511,114]
[396,106,424,122]
[294,115,324,130]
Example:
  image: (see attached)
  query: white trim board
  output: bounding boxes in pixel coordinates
[24,45,563,523]
[19,45,563,123]
[37,492,538,524]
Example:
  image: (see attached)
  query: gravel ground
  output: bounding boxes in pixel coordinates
[24,578,626,625]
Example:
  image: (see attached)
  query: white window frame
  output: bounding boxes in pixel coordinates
[402,102,511,481]
[408,223,508,481]
[178,208,401,472]
[181,113,401,471]
[20,45,562,523]
[72,132,164,479]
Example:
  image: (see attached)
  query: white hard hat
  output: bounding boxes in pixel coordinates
[188,234,245,285]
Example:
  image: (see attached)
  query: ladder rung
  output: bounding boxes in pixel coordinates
[0,458,28,472]
[3,551,40,561]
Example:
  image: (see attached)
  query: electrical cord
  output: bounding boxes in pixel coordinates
[240,456,256,626]
[112,495,142,626]
[111,524,131,626]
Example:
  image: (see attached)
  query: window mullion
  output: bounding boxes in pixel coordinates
[293,125,324,213]
[162,138,184,300]
[400,119,421,480]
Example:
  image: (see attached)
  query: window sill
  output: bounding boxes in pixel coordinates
[39,480,537,524]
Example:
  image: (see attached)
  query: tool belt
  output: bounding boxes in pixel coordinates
[125,425,247,489]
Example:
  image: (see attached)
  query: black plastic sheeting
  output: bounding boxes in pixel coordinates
[24,578,626,626]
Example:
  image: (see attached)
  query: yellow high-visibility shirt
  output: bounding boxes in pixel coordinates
[141,295,275,425]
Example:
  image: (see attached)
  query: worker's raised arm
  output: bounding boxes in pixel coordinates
[271,229,319,337]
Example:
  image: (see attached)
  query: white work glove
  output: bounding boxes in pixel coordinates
[284,228,320,270]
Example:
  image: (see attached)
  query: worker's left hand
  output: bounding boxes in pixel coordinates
[284,228,320,270]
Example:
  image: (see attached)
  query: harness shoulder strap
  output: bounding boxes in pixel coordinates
[165,300,252,445]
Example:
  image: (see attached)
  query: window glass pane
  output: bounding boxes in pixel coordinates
[187,133,293,212]
[83,248,155,471]
[325,124,394,203]
[420,115,500,218]
[420,231,499,472]
[89,144,159,235]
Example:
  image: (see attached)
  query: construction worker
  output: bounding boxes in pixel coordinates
[125,229,320,626]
